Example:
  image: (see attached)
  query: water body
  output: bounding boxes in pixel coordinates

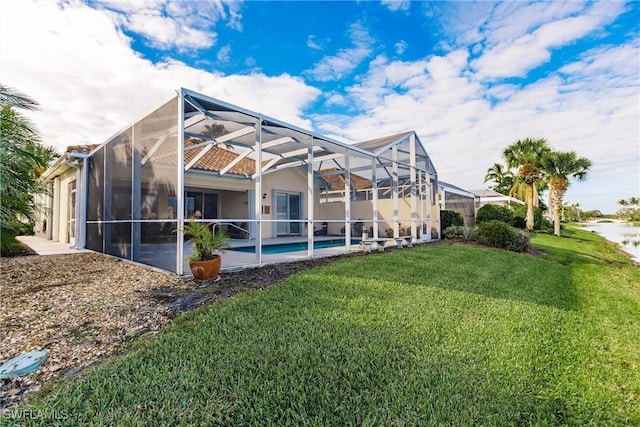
[579,222,640,262]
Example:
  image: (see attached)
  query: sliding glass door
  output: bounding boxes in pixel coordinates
[275,192,301,236]
[185,191,218,219]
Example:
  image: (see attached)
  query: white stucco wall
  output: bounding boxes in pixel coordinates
[50,169,77,244]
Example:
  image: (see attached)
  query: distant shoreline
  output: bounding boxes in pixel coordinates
[578,222,640,262]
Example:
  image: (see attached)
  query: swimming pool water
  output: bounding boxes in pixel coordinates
[231,239,360,254]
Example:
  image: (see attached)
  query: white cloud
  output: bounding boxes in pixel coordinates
[479,1,588,46]
[217,44,231,64]
[325,93,347,107]
[305,21,374,82]
[0,0,319,152]
[0,0,636,214]
[395,40,408,55]
[122,10,216,50]
[313,37,639,213]
[93,0,244,50]
[469,1,626,79]
[381,1,411,12]
[307,35,321,50]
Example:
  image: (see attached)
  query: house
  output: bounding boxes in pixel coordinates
[36,88,439,274]
[438,181,476,227]
[471,189,525,210]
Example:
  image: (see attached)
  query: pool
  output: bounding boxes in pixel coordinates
[231,239,360,254]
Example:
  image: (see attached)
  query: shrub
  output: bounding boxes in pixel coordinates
[11,220,35,236]
[443,225,464,240]
[476,204,513,225]
[443,226,477,241]
[441,210,464,230]
[511,205,545,230]
[0,224,21,257]
[508,229,532,253]
[476,220,530,253]
[512,215,526,229]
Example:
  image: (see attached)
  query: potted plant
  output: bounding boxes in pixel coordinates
[182,220,229,281]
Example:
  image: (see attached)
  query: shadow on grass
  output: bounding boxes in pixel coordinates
[534,229,636,268]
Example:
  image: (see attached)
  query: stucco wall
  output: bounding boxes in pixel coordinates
[185,167,320,238]
[53,169,77,244]
[316,197,440,238]
[262,166,313,237]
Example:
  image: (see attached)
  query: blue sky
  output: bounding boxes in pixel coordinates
[1,0,638,213]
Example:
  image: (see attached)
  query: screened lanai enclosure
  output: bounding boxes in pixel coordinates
[73,88,439,274]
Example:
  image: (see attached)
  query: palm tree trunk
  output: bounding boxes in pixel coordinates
[550,177,568,237]
[553,203,561,236]
[526,184,534,231]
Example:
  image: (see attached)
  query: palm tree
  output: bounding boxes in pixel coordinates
[0,84,58,224]
[503,138,551,231]
[483,163,514,196]
[508,180,527,202]
[541,151,592,236]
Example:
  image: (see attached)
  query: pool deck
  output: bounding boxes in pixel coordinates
[213,236,367,272]
[17,234,428,275]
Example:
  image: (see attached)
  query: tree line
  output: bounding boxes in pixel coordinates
[617,197,640,221]
[484,137,591,236]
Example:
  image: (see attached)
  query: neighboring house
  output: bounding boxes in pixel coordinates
[438,181,476,227]
[37,88,439,274]
[36,144,99,245]
[472,189,525,209]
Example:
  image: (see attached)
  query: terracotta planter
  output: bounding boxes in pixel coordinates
[189,256,222,281]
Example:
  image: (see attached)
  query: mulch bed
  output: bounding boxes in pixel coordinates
[0,249,369,411]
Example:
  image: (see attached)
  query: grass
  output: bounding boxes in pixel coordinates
[14,226,640,426]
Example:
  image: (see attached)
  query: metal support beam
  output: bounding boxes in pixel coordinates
[185,126,255,152]
[344,151,351,251]
[255,121,263,265]
[261,136,293,149]
[307,136,314,258]
[256,146,324,178]
[219,147,253,176]
[392,144,399,238]
[140,134,167,165]
[184,144,214,171]
[372,158,379,239]
[410,133,417,240]
[176,92,185,275]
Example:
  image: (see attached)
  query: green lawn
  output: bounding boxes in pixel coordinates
[19,226,640,426]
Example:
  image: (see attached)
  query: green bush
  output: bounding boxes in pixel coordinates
[512,215,526,229]
[476,220,530,253]
[443,226,477,241]
[511,205,546,230]
[507,229,531,252]
[0,223,21,257]
[441,210,464,231]
[10,220,35,236]
[476,205,513,225]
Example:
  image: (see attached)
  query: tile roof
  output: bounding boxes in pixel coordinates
[319,168,372,191]
[66,144,100,154]
[184,138,256,176]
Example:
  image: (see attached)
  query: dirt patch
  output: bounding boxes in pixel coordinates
[529,249,547,257]
[0,250,369,410]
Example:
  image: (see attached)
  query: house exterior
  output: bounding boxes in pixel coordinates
[471,189,525,210]
[36,89,439,274]
[438,181,476,227]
